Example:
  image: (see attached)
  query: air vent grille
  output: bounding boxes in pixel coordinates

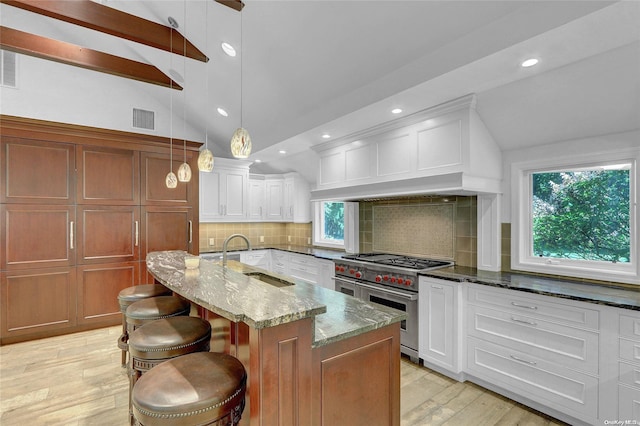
[132,108,155,130]
[1,50,17,87]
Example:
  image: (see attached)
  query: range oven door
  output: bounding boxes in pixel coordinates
[333,276,360,298]
[357,281,419,360]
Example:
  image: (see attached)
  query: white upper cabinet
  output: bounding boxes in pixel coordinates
[283,172,311,223]
[264,178,285,220]
[248,177,265,220]
[200,158,251,222]
[311,94,502,200]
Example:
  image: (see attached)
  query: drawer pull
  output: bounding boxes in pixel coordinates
[511,302,537,310]
[510,355,537,365]
[511,317,537,327]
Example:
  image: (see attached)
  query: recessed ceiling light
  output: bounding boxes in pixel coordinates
[221,42,236,57]
[254,159,262,163]
[391,108,402,114]
[217,107,228,117]
[521,58,539,67]
[279,150,287,154]
[322,134,331,139]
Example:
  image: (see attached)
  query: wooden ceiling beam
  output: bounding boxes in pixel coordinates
[215,0,244,12]
[1,0,208,62]
[0,26,183,90]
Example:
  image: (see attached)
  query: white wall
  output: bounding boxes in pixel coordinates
[500,129,640,223]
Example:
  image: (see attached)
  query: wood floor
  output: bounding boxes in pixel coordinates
[0,326,566,426]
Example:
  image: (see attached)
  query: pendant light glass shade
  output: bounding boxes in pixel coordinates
[177,162,192,182]
[166,171,178,188]
[198,148,214,172]
[230,127,251,158]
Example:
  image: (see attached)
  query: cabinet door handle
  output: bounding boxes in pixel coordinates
[510,355,537,365]
[280,206,283,216]
[259,206,262,216]
[511,302,537,310]
[188,220,193,243]
[69,221,74,250]
[135,221,139,247]
[290,206,293,216]
[511,317,537,327]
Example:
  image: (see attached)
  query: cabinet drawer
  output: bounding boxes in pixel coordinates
[289,253,316,267]
[468,305,599,374]
[620,314,640,341]
[619,384,640,422]
[620,338,640,365]
[289,265,319,283]
[619,361,640,389]
[468,285,599,330]
[467,336,598,422]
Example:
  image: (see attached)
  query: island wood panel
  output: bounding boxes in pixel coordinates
[76,261,139,325]
[77,146,139,205]
[1,266,77,339]
[311,324,401,426]
[249,317,313,426]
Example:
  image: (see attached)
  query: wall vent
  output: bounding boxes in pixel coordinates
[132,108,155,130]
[1,50,17,88]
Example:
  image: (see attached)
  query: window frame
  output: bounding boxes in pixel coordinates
[511,150,639,285]
[313,201,345,249]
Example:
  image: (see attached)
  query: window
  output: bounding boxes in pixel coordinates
[313,201,345,248]
[512,153,638,285]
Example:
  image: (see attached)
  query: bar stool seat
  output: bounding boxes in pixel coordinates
[125,296,191,333]
[132,352,247,426]
[117,284,173,365]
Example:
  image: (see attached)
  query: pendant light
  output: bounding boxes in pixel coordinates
[198,1,214,172]
[166,21,178,189]
[177,1,192,182]
[230,6,251,158]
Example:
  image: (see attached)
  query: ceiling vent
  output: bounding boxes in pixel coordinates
[132,108,155,130]
[1,50,17,88]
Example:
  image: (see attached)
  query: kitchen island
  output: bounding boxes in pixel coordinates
[146,250,406,425]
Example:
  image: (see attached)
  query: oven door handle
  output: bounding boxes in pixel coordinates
[356,281,419,301]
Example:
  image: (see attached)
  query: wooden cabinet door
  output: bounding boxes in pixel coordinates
[248,179,265,220]
[2,204,76,270]
[77,261,139,325]
[77,146,139,205]
[1,267,77,340]
[265,180,284,220]
[140,152,192,206]
[1,138,75,204]
[76,205,140,264]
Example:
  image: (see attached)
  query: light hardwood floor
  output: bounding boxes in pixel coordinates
[1,326,566,425]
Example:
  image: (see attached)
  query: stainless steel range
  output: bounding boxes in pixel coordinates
[334,253,453,362]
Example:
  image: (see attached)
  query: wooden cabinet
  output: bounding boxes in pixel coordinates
[248,178,265,220]
[418,277,463,379]
[1,116,200,344]
[617,311,640,422]
[200,158,250,222]
[465,284,600,424]
[283,173,311,223]
[264,178,284,220]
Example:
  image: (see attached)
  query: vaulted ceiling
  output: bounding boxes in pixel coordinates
[1,1,638,183]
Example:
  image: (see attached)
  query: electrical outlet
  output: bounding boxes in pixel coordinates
[307,237,311,245]
[209,238,215,246]
[287,235,292,242]
[259,236,264,243]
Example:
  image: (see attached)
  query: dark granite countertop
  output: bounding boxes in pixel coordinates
[420,266,640,311]
[200,244,347,261]
[146,251,406,347]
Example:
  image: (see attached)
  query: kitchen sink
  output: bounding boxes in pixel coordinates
[243,271,295,288]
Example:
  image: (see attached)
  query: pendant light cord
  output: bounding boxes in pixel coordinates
[240,8,243,130]
[183,0,187,165]
[169,26,173,166]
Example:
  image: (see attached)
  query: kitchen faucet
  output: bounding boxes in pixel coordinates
[222,234,252,266]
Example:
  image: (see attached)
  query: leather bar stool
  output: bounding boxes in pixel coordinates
[118,284,173,366]
[127,316,212,425]
[124,295,191,338]
[132,351,247,426]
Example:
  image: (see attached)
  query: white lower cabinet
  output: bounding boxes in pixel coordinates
[617,311,640,422]
[240,250,271,270]
[418,277,463,378]
[464,283,601,425]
